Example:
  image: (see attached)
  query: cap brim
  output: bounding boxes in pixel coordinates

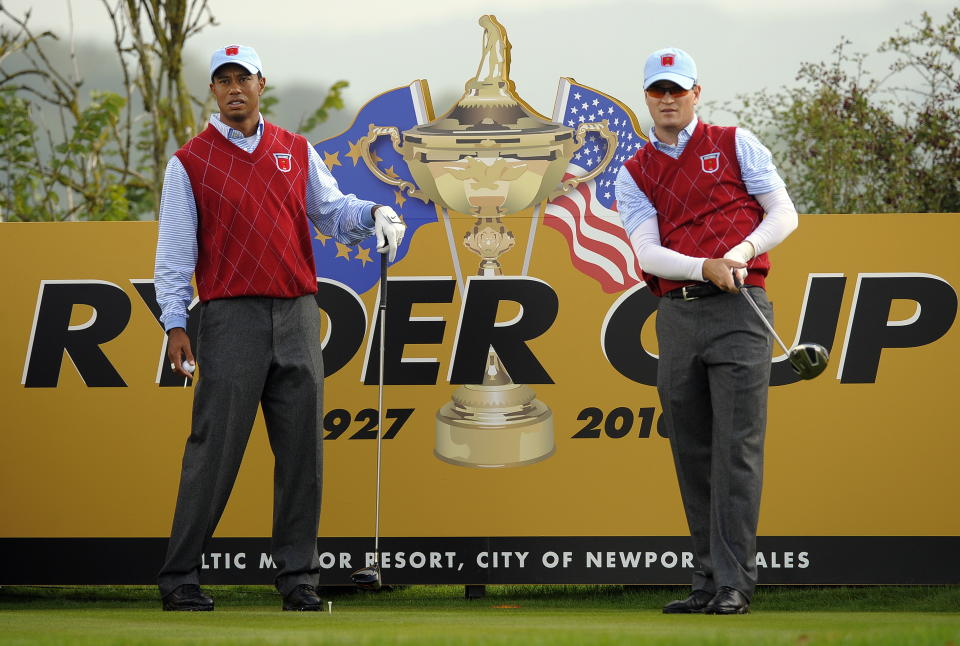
[211,61,260,79]
[644,72,695,90]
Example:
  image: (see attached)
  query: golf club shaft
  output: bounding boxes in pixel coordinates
[738,283,791,356]
[374,254,387,563]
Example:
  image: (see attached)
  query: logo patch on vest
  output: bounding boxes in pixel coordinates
[274,153,292,172]
[700,152,720,173]
[660,54,675,67]
[225,45,239,56]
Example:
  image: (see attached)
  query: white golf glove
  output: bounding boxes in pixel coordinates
[723,240,755,285]
[374,205,406,262]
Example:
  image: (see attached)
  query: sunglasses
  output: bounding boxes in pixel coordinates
[645,86,693,99]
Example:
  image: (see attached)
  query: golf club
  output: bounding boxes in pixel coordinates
[734,274,829,380]
[350,253,388,591]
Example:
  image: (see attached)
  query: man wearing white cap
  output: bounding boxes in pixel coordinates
[155,44,405,611]
[615,47,798,614]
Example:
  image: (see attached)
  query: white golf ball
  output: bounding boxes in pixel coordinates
[182,360,195,374]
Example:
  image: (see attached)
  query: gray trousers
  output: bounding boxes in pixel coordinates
[656,287,773,601]
[158,295,324,597]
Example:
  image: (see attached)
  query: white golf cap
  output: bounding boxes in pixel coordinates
[210,44,262,79]
[643,47,698,90]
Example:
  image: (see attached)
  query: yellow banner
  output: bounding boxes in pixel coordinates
[0,214,957,540]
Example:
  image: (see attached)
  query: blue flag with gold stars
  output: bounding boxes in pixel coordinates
[311,81,437,295]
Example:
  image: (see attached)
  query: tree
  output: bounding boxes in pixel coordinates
[720,8,959,214]
[881,8,960,213]
[1,7,132,221]
[1,1,350,222]
[103,0,218,213]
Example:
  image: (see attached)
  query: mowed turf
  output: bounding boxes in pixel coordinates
[1,585,958,646]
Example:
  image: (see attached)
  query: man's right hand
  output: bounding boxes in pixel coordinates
[702,258,746,294]
[167,327,196,380]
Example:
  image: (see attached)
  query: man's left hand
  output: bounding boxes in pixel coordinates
[723,241,755,285]
[374,206,406,262]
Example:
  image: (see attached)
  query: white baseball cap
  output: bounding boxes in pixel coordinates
[643,47,698,90]
[210,45,263,79]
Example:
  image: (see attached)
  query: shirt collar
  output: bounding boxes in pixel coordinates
[649,116,698,150]
[210,113,264,140]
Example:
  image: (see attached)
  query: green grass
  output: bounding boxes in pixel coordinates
[1,585,958,646]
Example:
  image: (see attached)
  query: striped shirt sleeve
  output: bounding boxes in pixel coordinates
[305,145,376,245]
[154,156,198,332]
[735,128,786,195]
[614,164,658,236]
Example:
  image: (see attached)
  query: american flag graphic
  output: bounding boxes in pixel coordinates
[544,78,647,293]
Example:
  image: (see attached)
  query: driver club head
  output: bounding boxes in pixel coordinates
[788,343,830,380]
[350,565,382,591]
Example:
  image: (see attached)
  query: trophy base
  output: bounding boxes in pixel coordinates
[434,383,554,468]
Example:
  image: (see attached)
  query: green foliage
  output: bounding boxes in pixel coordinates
[0,0,351,222]
[880,8,960,213]
[56,92,124,158]
[0,88,52,221]
[731,43,917,213]
[0,3,224,221]
[722,9,959,214]
[0,84,133,221]
[259,85,279,118]
[261,80,350,136]
[0,7,142,222]
[297,80,349,135]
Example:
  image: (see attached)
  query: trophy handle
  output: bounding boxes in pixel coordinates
[548,120,618,200]
[357,124,430,203]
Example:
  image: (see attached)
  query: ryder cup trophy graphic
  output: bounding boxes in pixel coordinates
[358,15,616,467]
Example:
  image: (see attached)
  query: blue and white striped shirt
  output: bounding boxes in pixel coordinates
[614,117,785,236]
[154,113,376,331]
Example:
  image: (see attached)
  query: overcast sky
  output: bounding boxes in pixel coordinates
[4,0,954,134]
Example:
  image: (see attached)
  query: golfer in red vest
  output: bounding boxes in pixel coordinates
[615,47,799,614]
[154,44,405,612]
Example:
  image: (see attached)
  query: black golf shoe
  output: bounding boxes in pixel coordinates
[703,586,750,614]
[162,584,214,611]
[282,584,322,611]
[662,589,714,614]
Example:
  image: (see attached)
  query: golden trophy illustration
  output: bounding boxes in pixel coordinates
[358,15,616,468]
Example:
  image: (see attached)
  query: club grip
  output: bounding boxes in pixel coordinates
[379,253,388,310]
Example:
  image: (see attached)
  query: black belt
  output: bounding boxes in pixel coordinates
[664,283,726,300]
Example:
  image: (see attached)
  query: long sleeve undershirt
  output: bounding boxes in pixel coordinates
[614,116,798,282]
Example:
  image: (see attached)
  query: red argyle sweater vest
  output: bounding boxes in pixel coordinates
[623,122,770,297]
[175,121,317,302]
